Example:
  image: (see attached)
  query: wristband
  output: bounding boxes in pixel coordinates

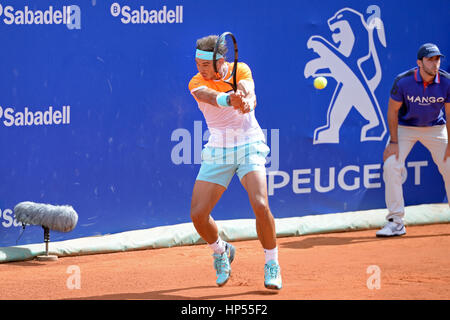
[389,141,398,144]
[216,93,231,107]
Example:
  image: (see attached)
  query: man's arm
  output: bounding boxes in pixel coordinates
[190,62,256,113]
[192,87,245,110]
[383,98,403,161]
[444,102,450,161]
[192,87,223,107]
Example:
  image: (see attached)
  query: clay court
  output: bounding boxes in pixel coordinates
[1,223,449,300]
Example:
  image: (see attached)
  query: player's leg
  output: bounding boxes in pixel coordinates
[418,125,450,205]
[191,148,237,286]
[238,141,282,290]
[236,142,276,249]
[240,170,281,290]
[240,170,277,249]
[190,180,226,244]
[379,126,417,237]
[192,146,235,244]
[190,179,236,286]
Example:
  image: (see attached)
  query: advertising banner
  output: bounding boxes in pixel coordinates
[1,0,449,246]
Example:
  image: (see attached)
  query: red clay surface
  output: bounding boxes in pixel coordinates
[1,223,449,300]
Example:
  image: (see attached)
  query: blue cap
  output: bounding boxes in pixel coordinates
[417,43,444,60]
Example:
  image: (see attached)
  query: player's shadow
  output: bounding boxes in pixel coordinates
[66,285,279,300]
[281,231,450,250]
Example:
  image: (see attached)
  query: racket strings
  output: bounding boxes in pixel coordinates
[214,32,238,91]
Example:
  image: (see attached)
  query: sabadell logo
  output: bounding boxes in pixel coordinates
[110,3,183,24]
[0,105,71,127]
[0,3,81,29]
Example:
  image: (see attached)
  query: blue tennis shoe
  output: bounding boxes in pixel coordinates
[264,260,282,290]
[212,242,235,286]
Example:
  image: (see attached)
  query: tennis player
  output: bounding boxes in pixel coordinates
[379,43,450,237]
[188,35,282,289]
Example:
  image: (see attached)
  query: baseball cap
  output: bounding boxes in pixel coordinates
[417,43,444,60]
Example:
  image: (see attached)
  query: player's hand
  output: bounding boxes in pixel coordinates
[237,90,253,114]
[383,143,399,162]
[240,99,254,114]
[231,90,254,114]
[228,91,245,110]
[444,144,450,162]
[229,91,250,114]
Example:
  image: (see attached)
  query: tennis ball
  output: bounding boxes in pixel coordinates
[314,76,327,90]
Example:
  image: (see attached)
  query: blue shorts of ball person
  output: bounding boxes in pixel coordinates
[196,140,270,188]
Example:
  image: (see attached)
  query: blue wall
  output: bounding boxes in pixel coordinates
[1,0,449,246]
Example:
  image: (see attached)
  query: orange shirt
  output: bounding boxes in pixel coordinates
[188,62,264,148]
[189,62,253,96]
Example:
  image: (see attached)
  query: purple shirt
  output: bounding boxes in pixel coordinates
[390,68,450,126]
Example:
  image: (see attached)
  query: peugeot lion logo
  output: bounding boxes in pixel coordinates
[304,7,387,144]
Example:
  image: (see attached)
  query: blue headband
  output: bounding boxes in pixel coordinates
[196,49,223,60]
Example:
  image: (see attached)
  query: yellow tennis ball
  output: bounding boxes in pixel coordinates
[314,76,327,90]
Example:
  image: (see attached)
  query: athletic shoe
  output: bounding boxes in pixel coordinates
[264,260,282,290]
[212,242,235,286]
[376,219,406,237]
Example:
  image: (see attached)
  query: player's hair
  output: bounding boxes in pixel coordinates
[196,35,228,57]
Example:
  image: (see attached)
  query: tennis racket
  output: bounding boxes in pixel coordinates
[213,32,238,92]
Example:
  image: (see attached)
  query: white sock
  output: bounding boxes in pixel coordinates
[209,236,226,255]
[264,247,278,264]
